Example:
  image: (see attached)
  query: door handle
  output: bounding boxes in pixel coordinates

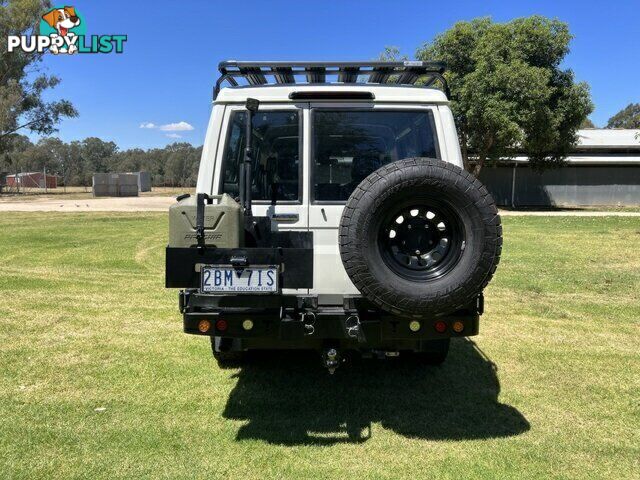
[270,213,299,223]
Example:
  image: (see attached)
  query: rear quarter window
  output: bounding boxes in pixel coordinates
[220,110,301,202]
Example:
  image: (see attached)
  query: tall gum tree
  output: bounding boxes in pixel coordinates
[417,16,593,175]
[0,0,78,157]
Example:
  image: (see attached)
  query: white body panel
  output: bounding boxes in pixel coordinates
[196,85,461,299]
[438,105,464,169]
[215,84,449,105]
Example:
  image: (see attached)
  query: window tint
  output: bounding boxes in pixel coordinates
[313,110,438,201]
[221,110,300,202]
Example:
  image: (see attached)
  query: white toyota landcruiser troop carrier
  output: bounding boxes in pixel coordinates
[166,61,502,372]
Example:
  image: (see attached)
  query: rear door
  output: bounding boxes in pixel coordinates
[308,102,373,297]
[308,103,444,298]
[212,103,308,294]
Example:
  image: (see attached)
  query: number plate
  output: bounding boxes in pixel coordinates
[201,265,278,293]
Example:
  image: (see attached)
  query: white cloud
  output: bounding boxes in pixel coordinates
[141,120,194,135]
[159,121,194,132]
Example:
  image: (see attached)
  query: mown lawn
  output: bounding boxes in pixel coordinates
[0,213,638,479]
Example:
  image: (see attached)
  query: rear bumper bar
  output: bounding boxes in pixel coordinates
[180,291,481,342]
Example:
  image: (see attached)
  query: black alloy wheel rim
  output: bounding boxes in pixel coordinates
[377,199,465,281]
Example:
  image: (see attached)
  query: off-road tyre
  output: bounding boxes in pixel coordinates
[339,158,501,318]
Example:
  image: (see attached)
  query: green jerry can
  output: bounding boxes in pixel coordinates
[168,194,244,248]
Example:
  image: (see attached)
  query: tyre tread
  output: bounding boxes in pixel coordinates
[339,158,502,317]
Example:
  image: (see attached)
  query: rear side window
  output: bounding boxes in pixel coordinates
[313,110,439,202]
[220,110,300,202]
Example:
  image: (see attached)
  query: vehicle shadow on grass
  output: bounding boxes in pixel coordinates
[221,339,530,445]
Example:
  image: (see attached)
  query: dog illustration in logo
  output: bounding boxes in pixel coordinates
[41,6,81,54]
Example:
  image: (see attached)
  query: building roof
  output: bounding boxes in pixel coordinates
[480,129,640,166]
[6,172,53,177]
[215,84,449,104]
[508,155,640,165]
[577,129,640,150]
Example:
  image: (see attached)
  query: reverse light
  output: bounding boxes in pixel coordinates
[242,319,254,331]
[409,320,421,332]
[198,319,211,333]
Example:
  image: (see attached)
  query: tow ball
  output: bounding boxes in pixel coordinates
[322,347,342,374]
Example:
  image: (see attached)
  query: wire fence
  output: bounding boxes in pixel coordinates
[0,170,89,196]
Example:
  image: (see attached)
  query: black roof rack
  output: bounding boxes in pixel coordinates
[214,60,449,100]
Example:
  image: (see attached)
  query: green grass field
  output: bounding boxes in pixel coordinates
[0,213,638,479]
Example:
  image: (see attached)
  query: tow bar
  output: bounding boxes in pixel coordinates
[322,347,341,374]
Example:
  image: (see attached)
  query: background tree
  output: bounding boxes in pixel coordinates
[580,118,595,128]
[164,143,201,187]
[606,103,640,129]
[31,137,74,183]
[377,46,408,62]
[0,0,77,151]
[0,133,32,174]
[417,16,593,175]
[78,137,118,180]
[0,135,203,187]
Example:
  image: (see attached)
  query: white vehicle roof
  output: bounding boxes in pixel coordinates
[214,84,449,104]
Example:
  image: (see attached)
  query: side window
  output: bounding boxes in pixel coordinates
[313,110,439,202]
[220,110,300,202]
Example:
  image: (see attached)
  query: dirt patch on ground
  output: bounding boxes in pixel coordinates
[1,194,638,215]
[498,210,640,216]
[0,196,175,212]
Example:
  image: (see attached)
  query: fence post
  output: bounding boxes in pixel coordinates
[511,163,517,208]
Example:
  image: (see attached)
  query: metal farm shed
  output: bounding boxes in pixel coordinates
[130,171,151,192]
[92,173,139,197]
[6,172,58,189]
[479,129,640,207]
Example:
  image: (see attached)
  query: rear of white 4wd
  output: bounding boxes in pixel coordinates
[200,90,468,298]
[167,61,501,371]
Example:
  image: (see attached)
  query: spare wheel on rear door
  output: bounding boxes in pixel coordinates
[339,158,502,318]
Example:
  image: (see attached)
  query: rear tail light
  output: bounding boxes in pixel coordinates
[215,319,228,332]
[434,321,447,333]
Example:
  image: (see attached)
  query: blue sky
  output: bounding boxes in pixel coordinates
[35,0,639,149]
